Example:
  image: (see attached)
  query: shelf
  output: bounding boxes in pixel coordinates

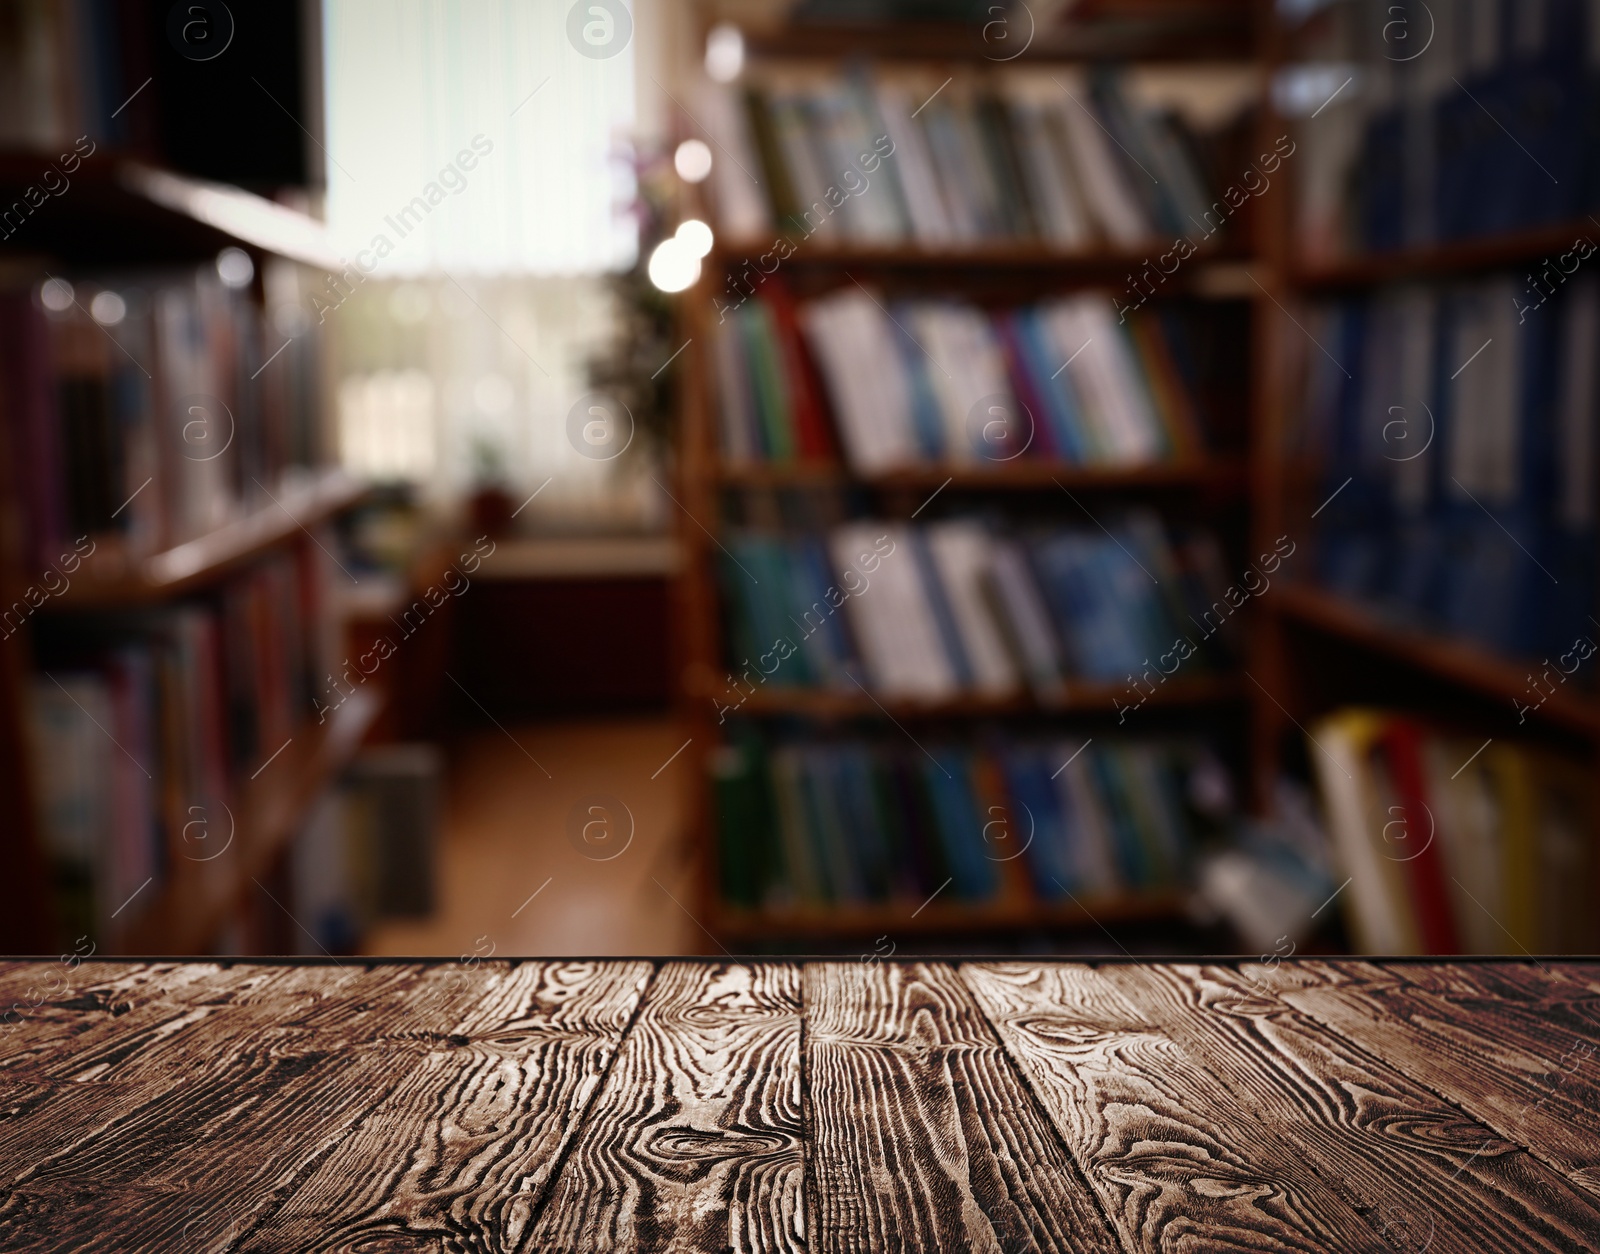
[0,152,342,270]
[713,457,1247,492]
[1273,584,1599,736]
[713,675,1244,721]
[710,240,1247,278]
[732,4,1254,64]
[118,688,380,954]
[711,889,1189,941]
[1292,219,1600,291]
[44,471,366,610]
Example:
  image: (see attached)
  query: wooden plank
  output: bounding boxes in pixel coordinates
[806,961,1121,1254]
[1272,962,1600,1197]
[0,963,290,1179]
[0,962,441,1251]
[231,960,651,1251]
[527,961,805,1253]
[1386,961,1600,1032]
[0,961,208,1072]
[963,962,1392,1253]
[1102,963,1600,1253]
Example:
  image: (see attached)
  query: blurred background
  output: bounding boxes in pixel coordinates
[1,0,1595,963]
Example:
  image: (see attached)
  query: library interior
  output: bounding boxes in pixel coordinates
[2,0,1596,969]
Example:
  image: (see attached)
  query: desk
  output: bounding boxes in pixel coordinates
[1,959,1598,1251]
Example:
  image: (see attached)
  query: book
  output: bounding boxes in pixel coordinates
[23,549,329,941]
[1298,270,1597,668]
[705,65,1220,249]
[1309,708,1597,954]
[0,267,324,574]
[716,730,1207,911]
[718,514,1229,703]
[732,287,1207,471]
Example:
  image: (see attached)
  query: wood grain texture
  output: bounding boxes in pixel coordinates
[1101,963,1600,1254]
[242,959,651,1252]
[0,961,649,1253]
[1274,961,1600,1200]
[805,961,1121,1254]
[527,961,804,1253]
[963,962,1391,1253]
[1,959,1599,1252]
[0,962,448,1252]
[0,962,298,1183]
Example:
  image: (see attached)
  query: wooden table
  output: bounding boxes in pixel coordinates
[2,959,1599,1252]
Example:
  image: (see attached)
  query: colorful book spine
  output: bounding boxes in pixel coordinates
[714,734,1202,911]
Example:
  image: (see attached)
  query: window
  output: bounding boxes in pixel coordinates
[323,0,638,276]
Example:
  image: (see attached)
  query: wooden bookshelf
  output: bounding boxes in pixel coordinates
[119,689,380,954]
[0,141,368,954]
[675,5,1267,950]
[729,3,1254,64]
[711,889,1189,943]
[704,675,1244,722]
[711,239,1247,276]
[0,152,342,269]
[714,456,1248,493]
[1293,218,1600,292]
[1272,584,1599,737]
[1248,0,1600,939]
[45,470,365,611]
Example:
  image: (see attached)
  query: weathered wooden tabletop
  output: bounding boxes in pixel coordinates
[1,959,1599,1252]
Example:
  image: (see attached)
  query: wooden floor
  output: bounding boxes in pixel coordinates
[2,960,1599,1252]
[362,717,702,957]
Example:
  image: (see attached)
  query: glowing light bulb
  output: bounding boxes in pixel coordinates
[216,247,254,288]
[40,278,74,312]
[675,218,714,259]
[90,290,127,325]
[674,138,713,183]
[705,23,744,83]
[647,238,701,293]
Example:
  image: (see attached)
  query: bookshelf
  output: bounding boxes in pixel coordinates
[0,153,369,954]
[713,888,1189,944]
[1245,1,1600,953]
[1292,218,1600,292]
[674,3,1266,949]
[1274,585,1600,739]
[0,153,342,270]
[45,469,363,610]
[121,689,379,954]
[713,456,1248,492]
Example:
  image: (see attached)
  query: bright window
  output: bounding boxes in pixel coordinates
[322,0,638,276]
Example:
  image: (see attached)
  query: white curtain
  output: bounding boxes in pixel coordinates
[323,0,638,276]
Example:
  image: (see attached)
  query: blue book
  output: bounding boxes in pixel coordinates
[1018,308,1091,461]
[922,751,997,901]
[998,747,1074,898]
[1086,750,1151,887]
[909,530,974,688]
[1359,107,1406,252]
[890,303,946,459]
[836,747,893,900]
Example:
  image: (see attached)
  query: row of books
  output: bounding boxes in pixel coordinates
[0,0,148,150]
[701,68,1216,248]
[1310,709,1597,954]
[1294,272,1596,663]
[1295,0,1600,257]
[713,730,1206,910]
[719,515,1234,703]
[0,265,325,574]
[714,284,1206,470]
[27,551,322,938]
